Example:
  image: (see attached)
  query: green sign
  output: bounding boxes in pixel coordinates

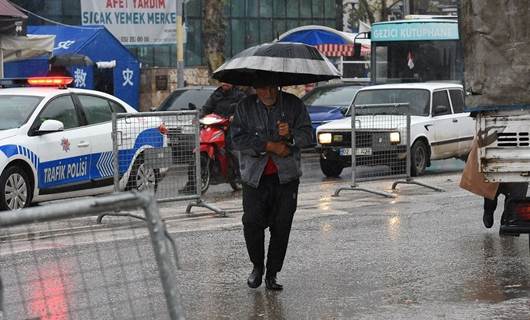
[372,21,459,42]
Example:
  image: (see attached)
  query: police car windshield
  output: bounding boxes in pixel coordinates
[0,95,43,130]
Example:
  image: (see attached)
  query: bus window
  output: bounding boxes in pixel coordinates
[371,19,463,84]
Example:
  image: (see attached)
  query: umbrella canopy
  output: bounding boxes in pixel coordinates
[213,42,341,86]
[50,53,94,67]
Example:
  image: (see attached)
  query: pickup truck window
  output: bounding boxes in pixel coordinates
[351,89,430,116]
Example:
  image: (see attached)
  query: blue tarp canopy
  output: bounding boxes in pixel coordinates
[277,25,370,58]
[279,28,350,45]
[5,25,140,109]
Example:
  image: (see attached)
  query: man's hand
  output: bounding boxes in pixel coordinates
[266,141,290,157]
[277,121,290,137]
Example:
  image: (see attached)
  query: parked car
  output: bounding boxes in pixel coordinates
[154,86,216,164]
[315,82,474,177]
[156,86,216,112]
[0,76,167,210]
[301,83,364,144]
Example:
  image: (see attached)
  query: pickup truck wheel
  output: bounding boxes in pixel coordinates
[411,141,428,176]
[320,158,343,177]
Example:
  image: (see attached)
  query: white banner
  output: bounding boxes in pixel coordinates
[81,0,177,45]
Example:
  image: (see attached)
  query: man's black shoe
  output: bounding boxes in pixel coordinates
[265,276,283,291]
[483,211,494,228]
[247,267,263,289]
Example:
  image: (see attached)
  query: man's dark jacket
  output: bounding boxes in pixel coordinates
[201,86,246,118]
[231,91,313,188]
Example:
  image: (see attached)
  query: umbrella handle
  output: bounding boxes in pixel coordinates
[279,88,286,121]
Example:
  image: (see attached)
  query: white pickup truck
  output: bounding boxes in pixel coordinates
[315,82,475,177]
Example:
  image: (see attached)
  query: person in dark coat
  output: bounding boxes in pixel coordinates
[201,82,246,118]
[231,82,313,290]
[179,82,246,194]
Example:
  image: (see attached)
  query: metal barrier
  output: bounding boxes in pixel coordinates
[0,191,184,320]
[111,111,224,216]
[334,103,442,198]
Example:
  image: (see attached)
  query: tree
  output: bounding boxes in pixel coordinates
[347,0,401,29]
[202,0,226,77]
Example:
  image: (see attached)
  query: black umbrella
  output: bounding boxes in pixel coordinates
[212,42,341,86]
[50,53,94,67]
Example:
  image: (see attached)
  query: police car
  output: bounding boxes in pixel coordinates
[0,77,167,210]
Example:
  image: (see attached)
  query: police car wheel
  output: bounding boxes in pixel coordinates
[127,156,158,192]
[0,166,33,210]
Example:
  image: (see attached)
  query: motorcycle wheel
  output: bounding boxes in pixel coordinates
[200,153,211,194]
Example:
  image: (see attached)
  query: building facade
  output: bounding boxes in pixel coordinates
[12,0,342,108]
[13,0,341,68]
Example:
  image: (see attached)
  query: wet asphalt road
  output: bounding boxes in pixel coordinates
[167,155,530,319]
[3,154,530,319]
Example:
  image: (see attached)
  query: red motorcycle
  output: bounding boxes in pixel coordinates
[198,113,241,194]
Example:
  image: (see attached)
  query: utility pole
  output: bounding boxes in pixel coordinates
[176,0,185,87]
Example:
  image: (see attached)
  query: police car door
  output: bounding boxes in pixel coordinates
[75,94,122,186]
[33,95,92,194]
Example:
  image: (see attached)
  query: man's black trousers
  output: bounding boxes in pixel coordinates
[242,175,299,275]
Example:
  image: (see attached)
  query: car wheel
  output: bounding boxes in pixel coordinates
[200,153,211,194]
[127,154,158,192]
[0,165,33,210]
[411,140,429,176]
[320,157,343,177]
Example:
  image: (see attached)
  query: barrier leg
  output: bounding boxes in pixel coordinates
[333,184,396,198]
[186,199,226,217]
[391,178,444,192]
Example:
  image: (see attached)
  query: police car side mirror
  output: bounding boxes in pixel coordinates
[188,103,196,110]
[36,120,64,135]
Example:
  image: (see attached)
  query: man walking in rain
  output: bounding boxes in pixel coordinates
[231,81,313,290]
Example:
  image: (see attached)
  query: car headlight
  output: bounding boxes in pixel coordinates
[390,132,400,144]
[318,133,332,144]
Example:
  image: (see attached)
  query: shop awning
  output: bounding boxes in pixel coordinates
[0,34,54,62]
[0,0,26,18]
[0,0,27,35]
[315,43,371,57]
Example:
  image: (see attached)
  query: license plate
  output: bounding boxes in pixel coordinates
[339,148,372,156]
